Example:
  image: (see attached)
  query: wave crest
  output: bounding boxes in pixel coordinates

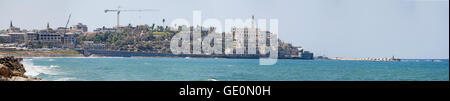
[21,59,63,77]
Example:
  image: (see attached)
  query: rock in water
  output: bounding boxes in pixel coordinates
[0,56,42,81]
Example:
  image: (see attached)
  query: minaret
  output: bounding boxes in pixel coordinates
[251,15,255,28]
[10,20,13,28]
[47,22,50,29]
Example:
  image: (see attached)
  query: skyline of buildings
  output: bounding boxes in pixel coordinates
[0,20,314,59]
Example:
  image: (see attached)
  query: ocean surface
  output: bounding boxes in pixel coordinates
[21,57,449,81]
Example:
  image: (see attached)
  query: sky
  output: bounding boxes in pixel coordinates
[0,0,448,59]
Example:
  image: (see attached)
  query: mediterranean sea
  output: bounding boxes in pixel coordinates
[21,57,449,81]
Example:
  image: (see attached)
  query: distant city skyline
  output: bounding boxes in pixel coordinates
[0,0,448,59]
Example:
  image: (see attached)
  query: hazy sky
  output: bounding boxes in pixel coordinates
[0,0,448,59]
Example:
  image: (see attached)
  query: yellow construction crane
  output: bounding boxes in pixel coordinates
[105,7,159,28]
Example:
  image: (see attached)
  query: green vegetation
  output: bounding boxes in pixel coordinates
[77,26,174,53]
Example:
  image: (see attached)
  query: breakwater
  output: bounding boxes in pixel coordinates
[329,57,401,61]
[0,56,42,81]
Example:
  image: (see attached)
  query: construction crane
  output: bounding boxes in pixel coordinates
[63,14,71,36]
[62,14,71,49]
[105,7,159,28]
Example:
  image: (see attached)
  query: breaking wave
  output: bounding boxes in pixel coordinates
[21,59,63,77]
[208,78,219,81]
[54,77,76,81]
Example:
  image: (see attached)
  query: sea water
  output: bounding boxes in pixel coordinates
[21,57,449,81]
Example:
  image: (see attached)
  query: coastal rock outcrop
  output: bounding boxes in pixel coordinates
[0,56,41,81]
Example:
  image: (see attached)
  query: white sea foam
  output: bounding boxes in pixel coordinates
[21,59,63,77]
[54,77,76,81]
[433,60,442,62]
[208,78,219,81]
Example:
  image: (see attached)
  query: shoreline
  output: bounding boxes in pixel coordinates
[5,50,447,61]
[6,54,447,61]
[5,53,448,61]
[17,56,448,62]
[2,50,315,60]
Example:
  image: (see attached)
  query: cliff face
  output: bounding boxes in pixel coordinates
[0,56,41,81]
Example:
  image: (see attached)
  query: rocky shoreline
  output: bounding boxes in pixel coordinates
[0,56,42,81]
